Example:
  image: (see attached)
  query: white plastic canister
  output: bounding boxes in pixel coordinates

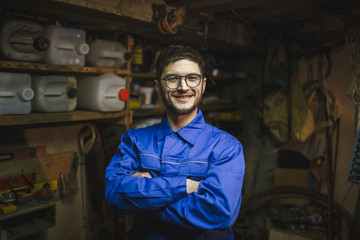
[0,72,34,115]
[31,75,77,112]
[86,39,132,68]
[45,26,89,66]
[0,19,50,62]
[77,73,129,112]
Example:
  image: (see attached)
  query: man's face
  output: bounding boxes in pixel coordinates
[155,59,206,115]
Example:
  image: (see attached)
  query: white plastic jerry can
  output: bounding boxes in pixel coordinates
[86,39,132,68]
[77,73,129,112]
[31,75,77,112]
[0,19,50,62]
[0,72,34,115]
[44,25,89,66]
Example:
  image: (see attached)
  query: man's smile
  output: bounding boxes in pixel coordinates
[173,94,194,102]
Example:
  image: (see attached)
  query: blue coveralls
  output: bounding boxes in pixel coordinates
[105,110,245,239]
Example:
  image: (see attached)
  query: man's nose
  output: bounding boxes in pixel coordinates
[178,76,189,90]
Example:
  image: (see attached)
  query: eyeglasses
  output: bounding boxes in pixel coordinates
[161,73,202,89]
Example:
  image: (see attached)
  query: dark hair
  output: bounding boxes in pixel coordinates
[156,45,205,80]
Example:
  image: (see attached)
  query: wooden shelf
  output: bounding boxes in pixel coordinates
[0,199,56,222]
[0,199,56,240]
[132,107,164,118]
[0,60,133,126]
[131,72,156,79]
[0,61,131,75]
[0,110,129,126]
[132,103,239,118]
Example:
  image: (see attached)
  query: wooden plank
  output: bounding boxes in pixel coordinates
[0,200,56,221]
[0,110,129,126]
[131,72,156,79]
[168,0,244,10]
[0,61,130,75]
[0,152,76,182]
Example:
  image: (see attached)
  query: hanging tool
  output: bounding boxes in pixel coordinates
[0,146,45,161]
[78,125,97,229]
[69,155,79,195]
[58,155,80,200]
[59,172,70,199]
[0,173,35,191]
[78,125,96,155]
[78,124,105,224]
[157,6,186,34]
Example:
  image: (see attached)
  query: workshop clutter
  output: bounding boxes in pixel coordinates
[0,72,33,115]
[77,73,129,112]
[267,201,328,239]
[0,17,133,68]
[0,18,49,62]
[44,25,89,66]
[0,71,130,114]
[0,148,77,238]
[131,39,155,73]
[31,75,77,112]
[0,72,78,114]
[86,39,132,68]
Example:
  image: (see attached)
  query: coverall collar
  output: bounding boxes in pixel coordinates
[157,109,205,146]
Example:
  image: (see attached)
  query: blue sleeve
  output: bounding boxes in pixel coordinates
[159,140,245,229]
[104,130,188,212]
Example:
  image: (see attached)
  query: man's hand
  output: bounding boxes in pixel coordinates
[186,179,200,194]
[132,171,152,178]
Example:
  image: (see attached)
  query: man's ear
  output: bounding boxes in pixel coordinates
[202,77,207,94]
[154,80,160,94]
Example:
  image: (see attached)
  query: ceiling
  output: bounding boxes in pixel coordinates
[1,0,358,50]
[165,0,357,30]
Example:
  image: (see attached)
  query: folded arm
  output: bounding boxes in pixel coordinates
[159,142,245,230]
[105,130,188,212]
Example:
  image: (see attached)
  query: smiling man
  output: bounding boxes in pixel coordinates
[105,45,245,240]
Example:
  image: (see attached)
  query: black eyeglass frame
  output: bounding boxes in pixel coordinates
[161,73,203,89]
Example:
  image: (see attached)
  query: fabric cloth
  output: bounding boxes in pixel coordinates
[105,109,245,239]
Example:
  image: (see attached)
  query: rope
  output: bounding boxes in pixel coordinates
[345,28,360,104]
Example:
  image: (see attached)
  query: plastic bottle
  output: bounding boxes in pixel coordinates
[0,72,34,115]
[86,39,132,68]
[0,19,50,62]
[77,73,129,112]
[31,75,77,112]
[131,40,152,73]
[131,41,143,73]
[44,25,89,66]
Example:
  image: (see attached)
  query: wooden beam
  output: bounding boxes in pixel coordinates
[0,61,130,75]
[166,0,243,10]
[0,110,129,126]
[189,0,244,10]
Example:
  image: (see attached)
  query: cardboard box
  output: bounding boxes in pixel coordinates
[274,168,309,187]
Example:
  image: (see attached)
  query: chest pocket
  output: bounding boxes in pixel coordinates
[161,158,209,178]
[138,154,209,178]
[138,153,161,174]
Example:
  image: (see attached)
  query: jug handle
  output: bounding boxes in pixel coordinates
[56,43,75,50]
[98,50,125,59]
[41,91,63,96]
[103,93,117,98]
[0,91,16,97]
